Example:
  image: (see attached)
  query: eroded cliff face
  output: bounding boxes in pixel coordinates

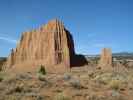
[5,19,75,73]
[99,48,112,69]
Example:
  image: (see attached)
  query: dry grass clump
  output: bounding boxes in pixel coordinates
[63,73,71,81]
[55,93,71,100]
[93,71,128,91]
[0,75,3,82]
[108,80,121,90]
[94,72,113,84]
[69,79,82,89]
[0,72,6,82]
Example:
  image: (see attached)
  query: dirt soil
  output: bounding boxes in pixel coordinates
[0,65,133,100]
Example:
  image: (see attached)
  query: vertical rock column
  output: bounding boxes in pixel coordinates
[99,48,112,69]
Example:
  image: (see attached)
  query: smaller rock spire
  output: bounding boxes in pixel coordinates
[99,48,112,69]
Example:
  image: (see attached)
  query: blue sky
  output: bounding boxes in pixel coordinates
[0,0,133,57]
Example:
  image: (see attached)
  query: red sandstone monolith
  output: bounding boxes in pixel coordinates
[4,19,75,73]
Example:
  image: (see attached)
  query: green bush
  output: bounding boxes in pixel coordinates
[38,65,46,75]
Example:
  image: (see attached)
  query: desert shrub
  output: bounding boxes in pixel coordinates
[0,73,3,82]
[6,85,24,95]
[70,79,82,89]
[63,73,71,81]
[37,74,47,81]
[38,65,46,75]
[55,93,71,100]
[111,90,120,97]
[94,73,112,85]
[0,72,5,82]
[37,65,47,81]
[94,72,126,85]
[88,95,101,100]
[109,80,121,90]
[88,94,126,100]
[0,66,2,71]
[7,95,19,100]
[122,60,128,67]
[0,77,2,81]
[14,86,23,93]
[88,71,95,78]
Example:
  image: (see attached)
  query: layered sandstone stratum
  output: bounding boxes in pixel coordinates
[4,19,75,73]
[99,48,112,69]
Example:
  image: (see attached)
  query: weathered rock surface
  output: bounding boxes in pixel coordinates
[5,19,75,73]
[99,48,112,69]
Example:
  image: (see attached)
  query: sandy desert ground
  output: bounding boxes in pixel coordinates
[0,63,133,100]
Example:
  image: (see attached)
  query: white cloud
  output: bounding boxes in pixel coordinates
[0,36,17,44]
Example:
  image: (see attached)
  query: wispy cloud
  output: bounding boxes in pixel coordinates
[0,36,17,44]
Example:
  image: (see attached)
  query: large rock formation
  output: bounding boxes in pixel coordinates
[5,19,75,73]
[99,48,112,69]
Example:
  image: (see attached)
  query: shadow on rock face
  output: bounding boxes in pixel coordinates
[65,30,88,67]
[70,54,88,67]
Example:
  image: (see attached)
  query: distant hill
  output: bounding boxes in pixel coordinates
[113,52,133,57]
[112,52,133,60]
[0,57,7,70]
[85,52,133,60]
[0,57,7,61]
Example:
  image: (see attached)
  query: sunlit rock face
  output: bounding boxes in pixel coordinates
[5,19,75,73]
[99,48,112,69]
